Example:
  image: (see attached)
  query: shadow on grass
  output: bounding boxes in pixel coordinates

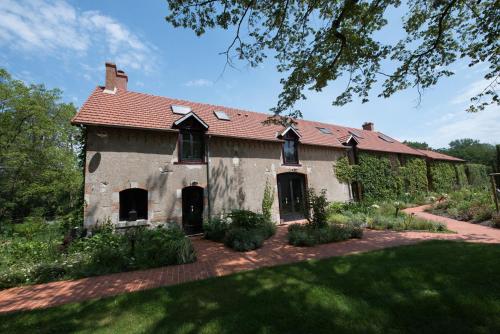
[2,240,500,334]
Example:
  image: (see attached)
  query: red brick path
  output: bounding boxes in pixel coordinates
[1,205,499,313]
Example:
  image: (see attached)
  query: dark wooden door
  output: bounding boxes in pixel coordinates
[182,186,204,234]
[277,173,306,221]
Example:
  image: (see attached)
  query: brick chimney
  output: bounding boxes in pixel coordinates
[362,122,374,131]
[104,62,128,93]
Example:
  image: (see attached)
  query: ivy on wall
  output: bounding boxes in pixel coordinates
[354,153,403,200]
[334,157,355,184]
[455,164,468,187]
[430,162,457,193]
[400,158,428,194]
[466,163,489,187]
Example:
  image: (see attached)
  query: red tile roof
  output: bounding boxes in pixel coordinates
[416,149,465,162]
[72,87,425,156]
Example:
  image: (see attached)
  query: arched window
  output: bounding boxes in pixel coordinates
[119,188,148,221]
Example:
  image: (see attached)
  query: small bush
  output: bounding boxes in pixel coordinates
[224,228,265,251]
[470,205,493,223]
[203,218,229,242]
[287,223,359,247]
[133,226,196,268]
[327,213,350,225]
[205,210,276,252]
[32,263,67,283]
[491,214,500,228]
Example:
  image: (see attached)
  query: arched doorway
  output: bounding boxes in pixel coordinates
[182,186,204,234]
[119,188,148,221]
[277,173,307,221]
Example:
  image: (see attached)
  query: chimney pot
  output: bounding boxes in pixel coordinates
[104,62,127,92]
[362,122,374,131]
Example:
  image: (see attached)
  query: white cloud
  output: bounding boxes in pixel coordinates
[184,79,213,87]
[419,105,500,147]
[0,0,157,72]
[451,79,497,105]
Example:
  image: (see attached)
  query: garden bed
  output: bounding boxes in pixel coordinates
[425,188,499,228]
[0,221,196,290]
[203,210,276,252]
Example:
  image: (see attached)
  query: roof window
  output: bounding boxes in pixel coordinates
[214,110,230,120]
[378,134,394,143]
[317,127,332,134]
[171,105,192,115]
[349,130,364,139]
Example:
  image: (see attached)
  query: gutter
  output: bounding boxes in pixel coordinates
[206,134,212,221]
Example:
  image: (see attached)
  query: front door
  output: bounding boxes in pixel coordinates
[182,186,204,234]
[277,173,306,221]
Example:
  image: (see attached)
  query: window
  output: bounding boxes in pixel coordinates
[317,127,332,134]
[179,130,205,162]
[349,130,364,139]
[119,188,148,221]
[214,110,230,120]
[378,134,394,143]
[283,133,299,165]
[171,105,191,115]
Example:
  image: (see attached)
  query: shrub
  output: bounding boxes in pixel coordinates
[470,205,493,223]
[327,213,350,225]
[492,214,500,228]
[224,227,265,251]
[305,188,328,227]
[203,218,229,242]
[32,263,67,283]
[368,214,447,232]
[287,223,357,247]
[133,226,196,268]
[230,210,266,229]
[430,162,458,192]
[206,210,276,252]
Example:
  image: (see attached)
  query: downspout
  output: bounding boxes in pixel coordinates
[206,134,211,221]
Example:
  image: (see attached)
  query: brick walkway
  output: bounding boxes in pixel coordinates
[1,205,499,314]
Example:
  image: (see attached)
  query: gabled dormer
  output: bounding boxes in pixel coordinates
[278,126,301,165]
[173,111,208,164]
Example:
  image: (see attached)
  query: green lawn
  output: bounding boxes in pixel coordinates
[2,241,500,334]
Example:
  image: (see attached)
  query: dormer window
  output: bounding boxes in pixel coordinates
[280,128,300,165]
[173,112,209,164]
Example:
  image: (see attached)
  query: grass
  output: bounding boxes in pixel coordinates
[2,241,500,334]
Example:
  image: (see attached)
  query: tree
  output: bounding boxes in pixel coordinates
[438,138,496,168]
[0,68,83,225]
[403,141,429,150]
[165,0,499,117]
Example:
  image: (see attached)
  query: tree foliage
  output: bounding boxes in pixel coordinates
[403,141,429,150]
[0,68,83,225]
[166,0,499,116]
[438,138,497,169]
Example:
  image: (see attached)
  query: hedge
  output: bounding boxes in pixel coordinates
[400,157,428,194]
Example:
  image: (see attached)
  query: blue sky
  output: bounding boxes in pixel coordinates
[1,0,498,148]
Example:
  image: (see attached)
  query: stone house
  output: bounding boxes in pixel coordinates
[72,63,462,233]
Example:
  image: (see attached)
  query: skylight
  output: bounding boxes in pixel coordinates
[378,134,394,143]
[349,130,364,139]
[214,110,230,121]
[317,127,332,134]
[171,105,191,115]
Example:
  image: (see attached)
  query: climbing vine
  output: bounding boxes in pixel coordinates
[262,179,274,220]
[466,163,489,187]
[334,156,355,184]
[455,164,468,187]
[399,158,428,194]
[354,153,403,201]
[430,162,457,193]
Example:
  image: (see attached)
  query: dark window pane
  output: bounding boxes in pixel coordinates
[180,132,204,161]
[283,139,298,164]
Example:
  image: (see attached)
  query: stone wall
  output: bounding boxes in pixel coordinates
[83,126,351,228]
